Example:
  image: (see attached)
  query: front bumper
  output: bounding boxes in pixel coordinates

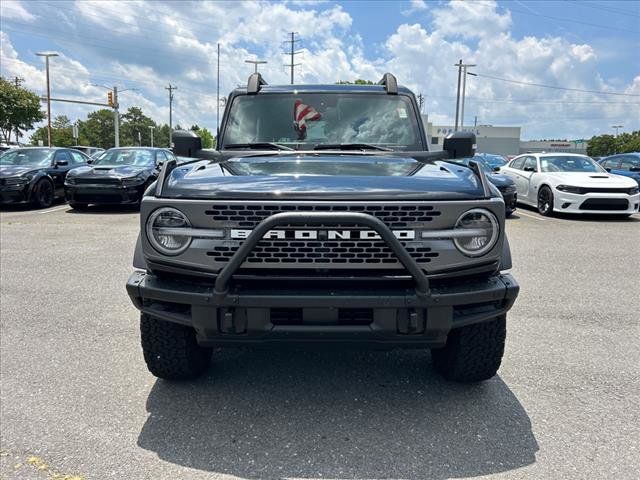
[553,191,640,214]
[65,184,145,204]
[500,189,517,213]
[126,271,519,347]
[0,185,29,204]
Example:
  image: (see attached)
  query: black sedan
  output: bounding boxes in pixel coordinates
[0,147,90,208]
[64,147,176,209]
[456,154,517,216]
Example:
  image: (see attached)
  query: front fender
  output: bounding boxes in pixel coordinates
[133,233,148,270]
[500,235,512,271]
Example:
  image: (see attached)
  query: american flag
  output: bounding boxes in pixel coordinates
[294,99,321,140]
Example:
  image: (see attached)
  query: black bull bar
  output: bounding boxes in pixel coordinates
[212,211,431,297]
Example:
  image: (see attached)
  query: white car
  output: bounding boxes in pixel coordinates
[500,153,640,217]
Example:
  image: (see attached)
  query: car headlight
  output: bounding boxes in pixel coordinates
[122,173,146,186]
[65,176,76,185]
[453,208,499,257]
[556,185,584,194]
[146,207,192,255]
[629,186,639,195]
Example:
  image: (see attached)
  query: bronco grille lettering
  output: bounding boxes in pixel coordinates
[229,229,415,240]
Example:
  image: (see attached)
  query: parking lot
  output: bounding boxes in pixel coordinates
[0,204,638,480]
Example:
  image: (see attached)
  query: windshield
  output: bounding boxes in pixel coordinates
[92,149,156,166]
[0,149,53,167]
[540,155,605,173]
[474,154,507,170]
[222,93,423,151]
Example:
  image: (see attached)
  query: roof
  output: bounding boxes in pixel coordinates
[106,147,169,151]
[232,84,415,95]
[524,152,590,157]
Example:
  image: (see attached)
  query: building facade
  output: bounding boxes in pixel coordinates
[423,118,521,156]
[519,140,588,154]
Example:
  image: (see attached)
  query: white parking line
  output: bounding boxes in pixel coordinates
[37,205,69,214]
[516,210,548,221]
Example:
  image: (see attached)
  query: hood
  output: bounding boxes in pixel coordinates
[69,164,153,178]
[484,172,514,188]
[545,172,637,187]
[0,165,40,178]
[162,154,486,200]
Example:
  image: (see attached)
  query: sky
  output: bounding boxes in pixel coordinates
[1,0,639,141]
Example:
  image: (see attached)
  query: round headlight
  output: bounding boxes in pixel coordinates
[146,207,192,255]
[453,208,499,257]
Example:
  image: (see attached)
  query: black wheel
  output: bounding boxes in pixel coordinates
[140,314,212,380]
[431,315,506,382]
[69,202,89,210]
[32,179,54,208]
[537,186,554,216]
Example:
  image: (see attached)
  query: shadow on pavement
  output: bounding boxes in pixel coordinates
[138,348,538,479]
[64,204,139,215]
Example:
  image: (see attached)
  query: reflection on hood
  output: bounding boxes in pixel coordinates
[69,165,151,178]
[0,165,39,177]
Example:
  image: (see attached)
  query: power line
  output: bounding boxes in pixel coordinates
[573,1,640,18]
[473,72,640,97]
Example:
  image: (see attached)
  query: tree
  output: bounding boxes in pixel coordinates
[120,107,156,146]
[336,79,375,85]
[79,109,115,149]
[155,124,171,148]
[0,77,45,144]
[30,115,75,147]
[198,127,215,149]
[587,131,640,156]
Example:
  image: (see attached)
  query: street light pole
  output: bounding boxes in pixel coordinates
[612,125,623,154]
[36,52,59,147]
[245,59,267,73]
[460,67,476,130]
[149,126,155,147]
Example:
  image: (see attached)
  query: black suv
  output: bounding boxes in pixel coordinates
[126,74,519,383]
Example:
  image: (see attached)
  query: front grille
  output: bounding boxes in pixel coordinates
[579,198,629,211]
[74,177,122,186]
[74,193,124,203]
[204,203,441,229]
[568,187,636,195]
[206,238,439,265]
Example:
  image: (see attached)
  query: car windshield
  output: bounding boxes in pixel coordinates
[92,149,155,166]
[540,155,604,173]
[475,154,507,169]
[222,92,423,151]
[0,149,53,166]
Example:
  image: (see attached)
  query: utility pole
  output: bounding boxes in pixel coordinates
[149,125,155,147]
[113,86,119,147]
[166,84,177,147]
[245,59,267,73]
[284,32,301,84]
[12,77,24,143]
[474,115,478,127]
[460,66,476,130]
[417,93,424,113]
[36,52,59,147]
[217,43,220,142]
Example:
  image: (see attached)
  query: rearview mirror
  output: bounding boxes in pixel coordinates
[630,167,640,172]
[443,131,476,159]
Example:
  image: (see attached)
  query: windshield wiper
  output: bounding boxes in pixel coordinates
[224,142,294,151]
[313,143,393,152]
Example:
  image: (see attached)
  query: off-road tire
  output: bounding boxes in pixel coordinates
[140,314,212,380]
[537,186,554,216]
[32,179,54,208]
[431,315,506,382]
[69,202,89,210]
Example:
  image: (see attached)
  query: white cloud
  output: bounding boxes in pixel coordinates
[0,0,637,141]
[0,0,35,21]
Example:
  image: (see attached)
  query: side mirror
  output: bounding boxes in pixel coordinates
[524,166,536,172]
[492,166,501,172]
[55,160,69,167]
[172,129,202,157]
[87,159,93,164]
[605,167,611,172]
[630,167,640,172]
[443,131,476,159]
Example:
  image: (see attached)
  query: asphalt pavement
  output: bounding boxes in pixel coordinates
[1,203,638,479]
